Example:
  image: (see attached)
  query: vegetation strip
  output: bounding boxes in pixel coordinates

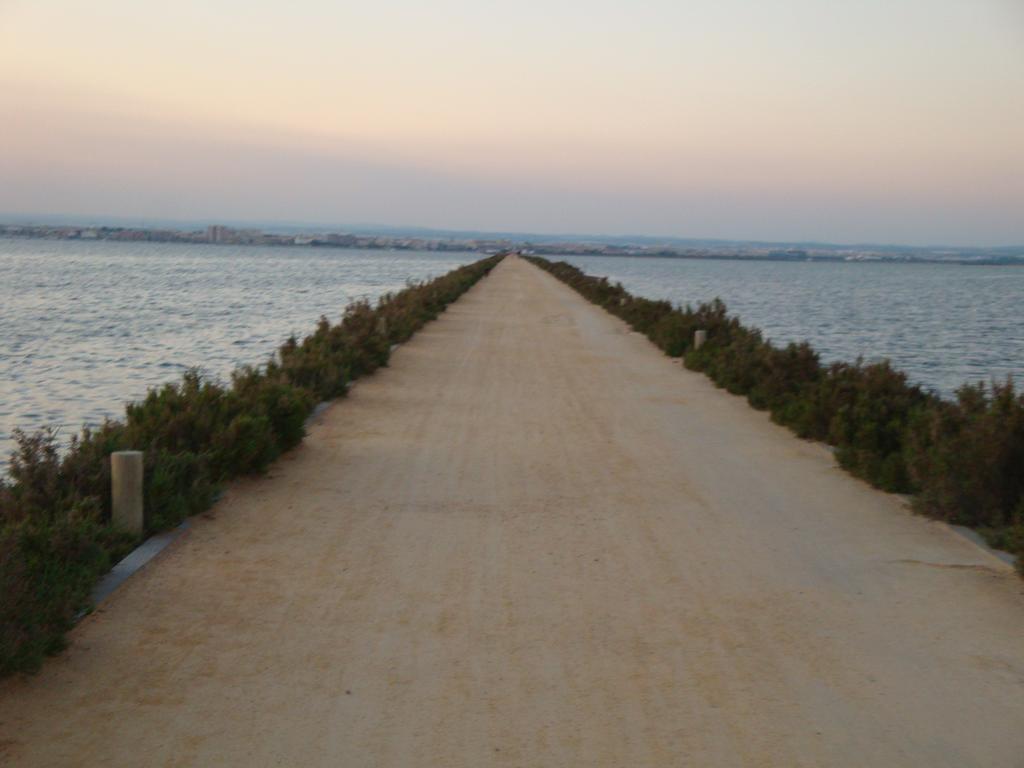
[525,256,1022,573]
[0,254,503,676]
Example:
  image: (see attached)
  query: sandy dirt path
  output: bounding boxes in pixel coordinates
[1,255,1022,767]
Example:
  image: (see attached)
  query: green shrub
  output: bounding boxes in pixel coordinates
[231,369,313,453]
[906,381,1024,528]
[0,513,130,676]
[144,450,217,530]
[0,429,67,525]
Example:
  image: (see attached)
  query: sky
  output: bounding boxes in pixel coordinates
[1,0,1022,245]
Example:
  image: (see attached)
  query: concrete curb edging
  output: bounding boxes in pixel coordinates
[949,524,1018,567]
[89,521,190,607]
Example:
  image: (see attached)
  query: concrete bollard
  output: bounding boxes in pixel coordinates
[111,451,144,536]
[694,329,707,350]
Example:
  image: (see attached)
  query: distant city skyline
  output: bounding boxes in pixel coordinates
[6,218,1022,262]
[2,0,1022,246]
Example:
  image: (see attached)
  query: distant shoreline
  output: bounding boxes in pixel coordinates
[558,251,1024,266]
[3,223,1022,266]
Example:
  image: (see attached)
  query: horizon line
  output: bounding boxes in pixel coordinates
[1,211,1022,253]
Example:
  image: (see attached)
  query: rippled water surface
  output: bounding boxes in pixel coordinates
[563,255,1023,397]
[0,240,480,460]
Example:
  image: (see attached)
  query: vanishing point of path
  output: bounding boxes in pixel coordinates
[1,256,1022,767]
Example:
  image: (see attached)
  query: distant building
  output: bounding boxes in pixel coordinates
[206,225,228,243]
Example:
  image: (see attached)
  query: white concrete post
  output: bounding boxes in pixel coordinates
[694,330,707,350]
[111,451,144,536]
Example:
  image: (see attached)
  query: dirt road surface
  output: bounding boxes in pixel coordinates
[2,255,1022,766]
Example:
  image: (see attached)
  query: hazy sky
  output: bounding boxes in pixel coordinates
[1,0,1022,245]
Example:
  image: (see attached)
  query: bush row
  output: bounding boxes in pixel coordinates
[525,256,1023,570]
[0,253,503,675]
